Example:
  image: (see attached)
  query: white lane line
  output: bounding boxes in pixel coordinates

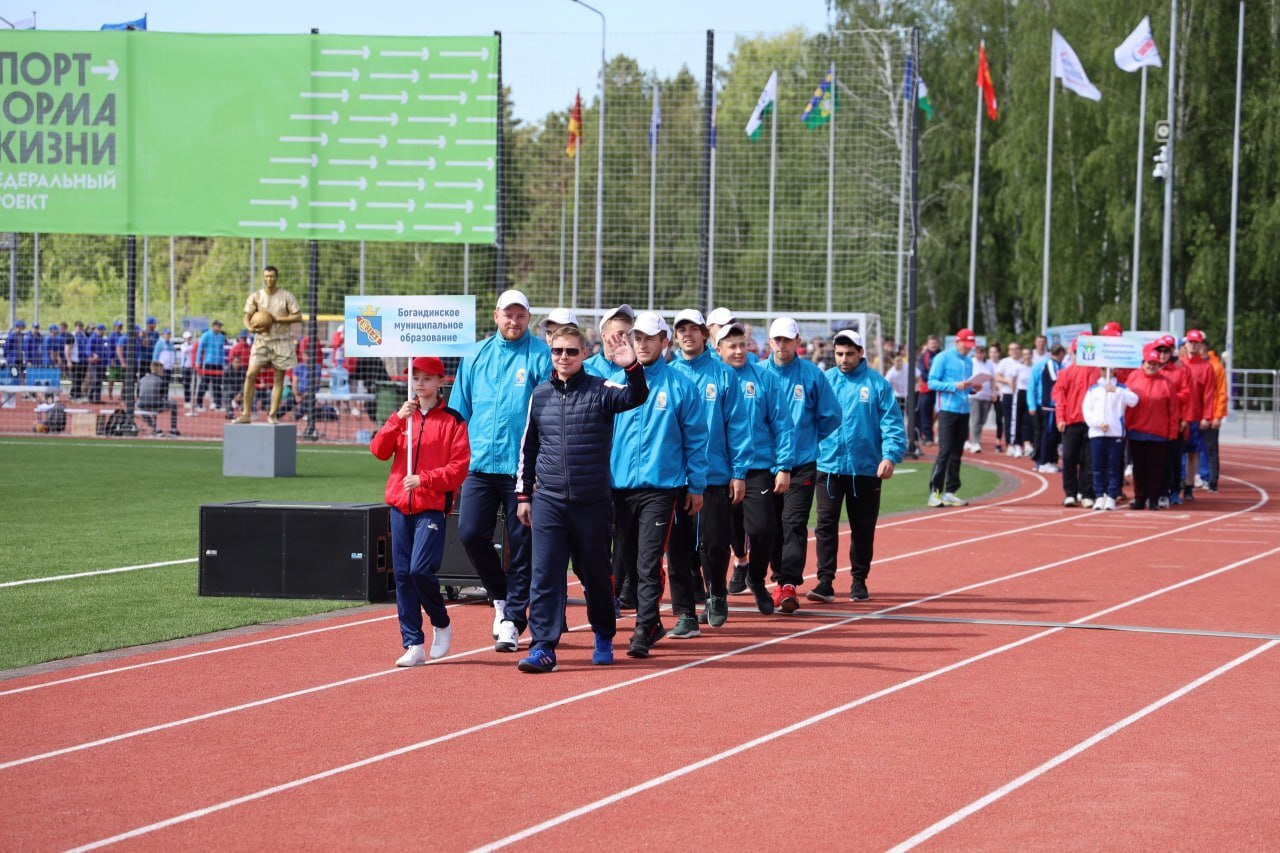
[65,489,1272,851]
[0,560,195,588]
[474,543,1280,852]
[888,639,1279,852]
[0,439,367,455]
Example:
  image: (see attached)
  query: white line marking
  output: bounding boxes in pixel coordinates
[0,560,194,589]
[888,639,1279,852]
[474,544,1280,852]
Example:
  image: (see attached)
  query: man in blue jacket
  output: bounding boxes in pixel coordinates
[812,330,906,603]
[610,311,709,654]
[450,289,553,653]
[717,323,795,616]
[583,304,634,379]
[927,328,979,507]
[762,316,842,613]
[514,325,647,673]
[668,309,751,629]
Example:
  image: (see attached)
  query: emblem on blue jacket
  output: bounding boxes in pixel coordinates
[743,381,756,399]
[793,384,804,401]
[860,386,870,402]
[514,368,527,386]
[705,383,717,401]
[655,391,668,410]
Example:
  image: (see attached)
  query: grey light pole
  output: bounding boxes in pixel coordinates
[1160,0,1178,329]
[570,0,606,319]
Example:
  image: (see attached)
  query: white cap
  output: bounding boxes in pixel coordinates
[182,330,193,339]
[539,307,579,330]
[833,328,864,348]
[769,317,800,340]
[713,322,745,346]
[673,309,706,328]
[705,307,735,327]
[495,289,530,310]
[600,304,636,326]
[633,311,669,337]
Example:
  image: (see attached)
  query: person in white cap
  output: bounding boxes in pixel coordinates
[668,309,752,628]
[450,289,553,652]
[584,304,636,379]
[705,307,759,364]
[706,306,756,585]
[812,329,905,603]
[539,308,580,344]
[609,311,709,655]
[761,316,842,612]
[715,322,795,615]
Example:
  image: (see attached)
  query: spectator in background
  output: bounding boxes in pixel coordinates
[995,341,1023,456]
[137,361,180,437]
[107,320,125,401]
[1031,334,1049,365]
[5,319,27,385]
[1179,329,1217,503]
[1082,370,1138,511]
[225,330,252,420]
[1052,339,1097,508]
[66,321,87,400]
[22,322,42,374]
[986,344,1005,452]
[881,337,898,375]
[584,304,634,378]
[152,327,176,384]
[966,342,997,453]
[43,323,64,369]
[86,323,109,404]
[178,330,196,409]
[885,353,908,422]
[1202,340,1227,493]
[915,335,941,445]
[195,320,228,411]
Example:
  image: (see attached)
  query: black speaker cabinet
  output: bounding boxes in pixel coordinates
[435,504,507,589]
[199,501,392,601]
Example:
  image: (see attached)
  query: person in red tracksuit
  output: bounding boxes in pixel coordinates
[1052,340,1098,508]
[1126,343,1180,510]
[370,356,471,667]
[1155,335,1190,506]
[1179,329,1217,502]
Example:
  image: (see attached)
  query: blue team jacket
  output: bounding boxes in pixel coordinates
[818,360,907,476]
[451,330,553,476]
[762,355,843,467]
[670,348,752,485]
[927,347,974,415]
[610,357,709,493]
[730,360,795,474]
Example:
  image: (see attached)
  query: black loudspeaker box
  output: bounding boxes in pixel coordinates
[199,501,392,602]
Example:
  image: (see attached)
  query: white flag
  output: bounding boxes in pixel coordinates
[1114,17,1163,72]
[1052,29,1102,101]
[745,70,778,140]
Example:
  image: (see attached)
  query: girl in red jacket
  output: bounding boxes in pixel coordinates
[1124,344,1180,510]
[370,356,471,666]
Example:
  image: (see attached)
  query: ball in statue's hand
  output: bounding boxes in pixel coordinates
[249,310,274,333]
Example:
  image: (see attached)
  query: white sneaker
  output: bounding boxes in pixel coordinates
[1093,497,1107,511]
[941,492,968,507]
[1063,495,1077,507]
[1105,496,1117,511]
[1194,475,1207,490]
[1158,496,1171,509]
[492,599,506,639]
[495,620,519,652]
[1081,497,1095,509]
[396,644,426,667]
[429,624,452,659]
[972,444,982,454]
[1010,446,1022,458]
[928,491,944,508]
[1042,464,1060,474]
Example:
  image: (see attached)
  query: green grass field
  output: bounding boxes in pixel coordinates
[0,438,1001,670]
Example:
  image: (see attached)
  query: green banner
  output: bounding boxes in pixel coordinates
[0,31,498,243]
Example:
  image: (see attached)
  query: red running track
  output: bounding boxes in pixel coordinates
[1,446,1278,851]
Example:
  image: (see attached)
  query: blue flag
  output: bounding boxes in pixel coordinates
[101,14,147,31]
[649,85,661,156]
[902,55,915,102]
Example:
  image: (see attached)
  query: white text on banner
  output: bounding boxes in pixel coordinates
[344,295,477,358]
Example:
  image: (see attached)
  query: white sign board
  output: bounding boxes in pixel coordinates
[1074,334,1144,369]
[344,295,477,358]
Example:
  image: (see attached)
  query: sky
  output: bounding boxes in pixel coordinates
[12,1,833,121]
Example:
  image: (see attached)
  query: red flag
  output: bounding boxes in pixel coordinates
[977,42,998,121]
[566,91,583,158]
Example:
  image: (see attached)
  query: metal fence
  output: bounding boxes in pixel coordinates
[1230,368,1279,440]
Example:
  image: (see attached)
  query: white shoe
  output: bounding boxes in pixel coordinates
[492,599,506,639]
[1158,496,1171,509]
[1092,498,1106,511]
[1063,495,1077,507]
[495,620,519,652]
[941,492,968,507]
[429,624,452,659]
[1105,496,1117,511]
[1010,446,1022,458]
[927,491,944,508]
[972,444,982,453]
[1081,497,1095,509]
[1194,475,1207,490]
[396,644,426,667]
[1124,464,1134,481]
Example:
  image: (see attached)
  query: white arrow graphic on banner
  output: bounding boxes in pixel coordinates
[90,59,119,81]
[483,204,496,212]
[310,199,358,211]
[367,199,416,212]
[455,139,496,147]
[311,68,360,81]
[299,221,347,233]
[422,200,474,213]
[379,48,431,60]
[351,113,399,126]
[371,70,419,83]
[413,222,463,235]
[399,137,446,148]
[439,48,490,60]
[387,158,436,170]
[409,114,457,127]
[476,94,499,102]
[466,116,498,124]
[377,178,427,191]
[291,112,339,125]
[250,197,299,209]
[419,92,468,105]
[445,157,494,171]
[471,225,495,234]
[260,175,309,188]
[338,135,388,148]
[434,179,484,192]
[301,90,349,102]
[359,91,408,104]
[238,219,288,231]
[280,134,329,146]
[321,46,370,59]
[270,154,319,167]
[429,70,479,83]
[329,157,378,169]
[356,222,406,234]
[318,177,368,190]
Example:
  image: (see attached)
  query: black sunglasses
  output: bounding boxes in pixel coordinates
[550,347,581,357]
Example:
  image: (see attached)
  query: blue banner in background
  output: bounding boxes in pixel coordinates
[344,295,477,358]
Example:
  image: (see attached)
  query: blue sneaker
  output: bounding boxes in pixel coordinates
[592,634,614,666]
[517,648,557,673]
[1169,493,1183,506]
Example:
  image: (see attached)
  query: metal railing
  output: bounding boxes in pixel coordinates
[1230,369,1279,440]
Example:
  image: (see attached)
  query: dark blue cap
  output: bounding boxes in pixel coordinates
[146,316,156,324]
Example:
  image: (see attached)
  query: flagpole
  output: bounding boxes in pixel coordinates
[648,86,659,310]
[708,117,718,310]
[1041,48,1057,335]
[894,95,908,347]
[1226,0,1244,376]
[967,54,983,331]
[1160,0,1178,330]
[1130,66,1148,330]
[825,64,836,318]
[572,132,581,310]
[558,185,567,306]
[766,85,778,317]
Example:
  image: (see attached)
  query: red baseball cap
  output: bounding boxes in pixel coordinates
[1142,342,1162,362]
[1186,329,1205,343]
[412,356,445,376]
[955,328,977,343]
[1100,321,1123,337]
[1157,334,1177,349]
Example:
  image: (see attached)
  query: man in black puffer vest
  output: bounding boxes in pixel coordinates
[514,324,647,673]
